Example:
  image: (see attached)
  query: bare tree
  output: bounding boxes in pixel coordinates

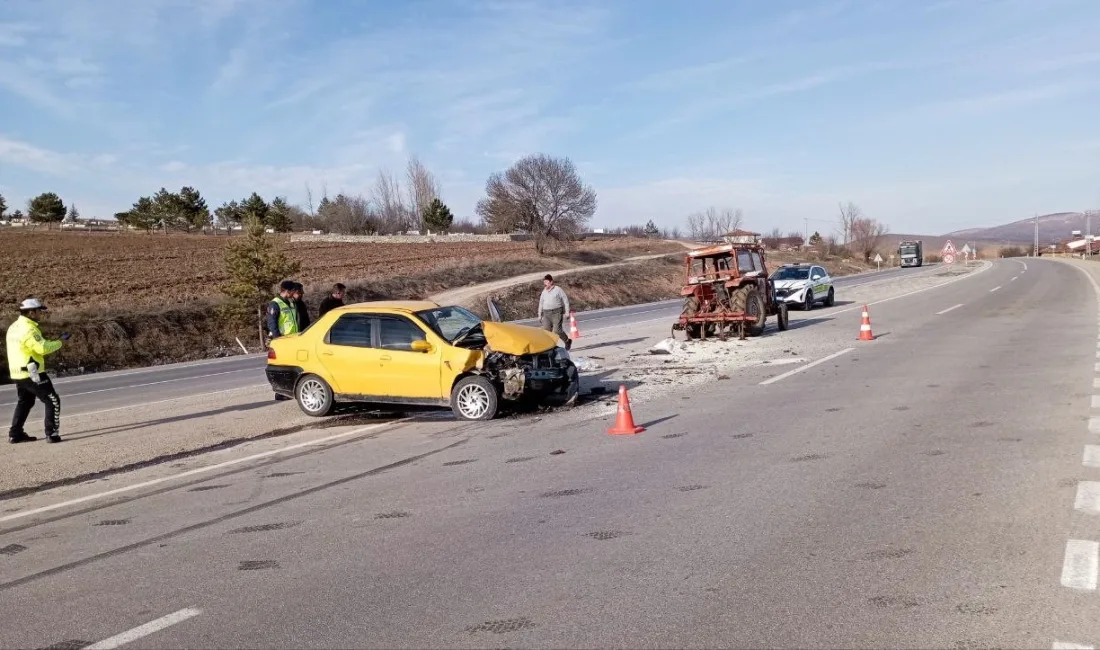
[372,168,410,234]
[686,212,705,239]
[850,215,890,261]
[304,183,316,217]
[318,193,378,235]
[684,206,743,240]
[405,155,441,231]
[838,201,863,244]
[475,153,597,254]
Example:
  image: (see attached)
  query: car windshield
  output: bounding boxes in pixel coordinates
[900,245,918,254]
[773,267,810,280]
[415,305,484,344]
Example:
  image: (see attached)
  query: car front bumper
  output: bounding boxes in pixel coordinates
[774,286,810,304]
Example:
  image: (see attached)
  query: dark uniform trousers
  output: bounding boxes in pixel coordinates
[10,374,61,437]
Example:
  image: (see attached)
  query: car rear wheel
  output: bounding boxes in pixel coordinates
[452,375,499,421]
[296,374,334,417]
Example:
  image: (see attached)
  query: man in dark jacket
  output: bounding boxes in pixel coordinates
[318,283,346,319]
[291,282,311,332]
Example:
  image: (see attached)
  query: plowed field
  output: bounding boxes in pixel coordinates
[0,230,683,312]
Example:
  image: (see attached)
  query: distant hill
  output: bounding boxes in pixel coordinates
[943,211,1092,244]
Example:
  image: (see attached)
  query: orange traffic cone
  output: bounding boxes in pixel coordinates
[858,304,874,341]
[608,385,645,435]
[569,312,580,340]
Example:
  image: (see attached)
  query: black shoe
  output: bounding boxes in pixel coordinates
[8,434,37,444]
[45,434,61,444]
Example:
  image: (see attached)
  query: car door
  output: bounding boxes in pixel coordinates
[812,266,830,296]
[314,313,386,396]
[375,315,444,400]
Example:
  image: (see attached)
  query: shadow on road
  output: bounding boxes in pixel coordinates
[69,400,275,441]
[785,317,834,331]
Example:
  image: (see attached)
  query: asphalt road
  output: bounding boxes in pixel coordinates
[6,257,1100,648]
[0,263,934,421]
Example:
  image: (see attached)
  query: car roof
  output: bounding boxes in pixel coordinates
[327,300,441,315]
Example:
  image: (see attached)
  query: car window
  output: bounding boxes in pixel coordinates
[327,314,372,348]
[378,317,427,351]
[774,267,809,280]
[750,251,763,271]
[737,250,754,272]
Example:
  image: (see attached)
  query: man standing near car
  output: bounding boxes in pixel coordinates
[6,297,69,444]
[266,280,299,341]
[537,274,572,350]
[318,283,346,319]
[291,282,311,332]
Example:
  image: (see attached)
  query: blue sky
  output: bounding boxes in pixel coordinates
[0,0,1098,236]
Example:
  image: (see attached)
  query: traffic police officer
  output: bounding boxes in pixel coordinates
[266,280,300,341]
[6,297,69,443]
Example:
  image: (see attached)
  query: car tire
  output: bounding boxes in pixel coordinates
[825,287,835,307]
[451,375,499,421]
[777,302,789,331]
[804,289,814,311]
[295,374,334,417]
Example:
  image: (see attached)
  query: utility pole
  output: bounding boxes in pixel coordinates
[804,218,809,249]
[1034,212,1039,257]
[1088,210,1093,258]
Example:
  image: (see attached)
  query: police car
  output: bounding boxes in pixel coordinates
[772,263,835,310]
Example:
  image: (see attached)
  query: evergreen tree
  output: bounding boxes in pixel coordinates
[220,216,301,327]
[267,197,294,233]
[177,186,212,232]
[27,192,67,226]
[421,198,454,232]
[0,193,7,219]
[214,200,242,233]
[644,220,660,236]
[239,192,269,226]
[65,204,80,223]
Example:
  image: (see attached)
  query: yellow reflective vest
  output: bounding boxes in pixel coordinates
[6,315,63,380]
[272,297,299,336]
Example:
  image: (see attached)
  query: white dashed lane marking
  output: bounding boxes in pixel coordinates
[1084,446,1100,468]
[990,286,1001,292]
[85,608,202,649]
[1054,642,1095,649]
[1061,540,1099,590]
[1074,482,1100,514]
[936,304,964,315]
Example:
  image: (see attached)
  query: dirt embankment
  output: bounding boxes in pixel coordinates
[0,231,684,377]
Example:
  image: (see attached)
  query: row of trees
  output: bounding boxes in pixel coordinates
[0,191,82,225]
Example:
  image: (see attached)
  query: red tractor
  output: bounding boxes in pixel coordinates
[672,241,789,340]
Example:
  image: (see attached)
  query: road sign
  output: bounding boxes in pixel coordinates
[961,244,972,255]
[944,252,956,264]
[942,239,958,264]
[873,252,883,270]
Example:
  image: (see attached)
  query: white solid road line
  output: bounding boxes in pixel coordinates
[1075,482,1100,514]
[1089,418,1100,434]
[1084,446,1100,469]
[61,383,269,421]
[0,368,260,407]
[1061,539,1099,590]
[1054,642,1096,649]
[936,304,964,315]
[758,348,854,386]
[85,608,202,650]
[0,420,405,524]
[990,286,1001,292]
[1011,276,1018,281]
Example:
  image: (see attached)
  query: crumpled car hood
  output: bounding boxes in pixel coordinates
[482,321,560,355]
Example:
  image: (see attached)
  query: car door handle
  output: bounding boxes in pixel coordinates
[380,355,392,361]
[321,351,334,356]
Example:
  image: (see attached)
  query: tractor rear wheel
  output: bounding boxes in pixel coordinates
[730,285,767,337]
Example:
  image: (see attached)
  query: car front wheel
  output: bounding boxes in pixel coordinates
[825,287,835,307]
[451,375,500,421]
[296,374,334,417]
[803,289,814,311]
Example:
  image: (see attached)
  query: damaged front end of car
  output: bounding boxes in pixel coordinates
[474,341,580,409]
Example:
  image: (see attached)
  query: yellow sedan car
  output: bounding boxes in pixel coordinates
[265,301,580,421]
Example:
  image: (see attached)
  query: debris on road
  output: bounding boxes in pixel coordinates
[650,338,678,355]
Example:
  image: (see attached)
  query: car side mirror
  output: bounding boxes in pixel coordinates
[410,340,433,353]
